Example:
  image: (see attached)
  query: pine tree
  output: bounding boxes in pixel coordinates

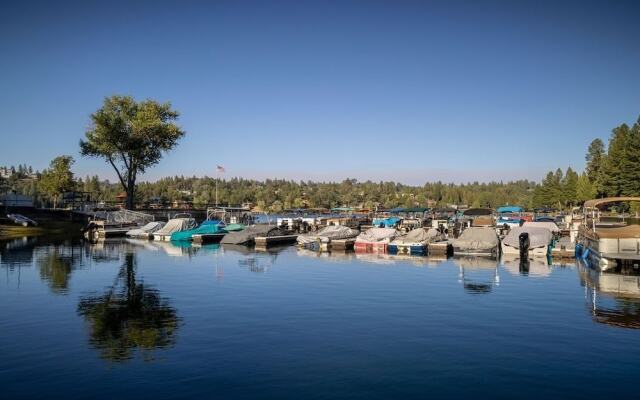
[620,118,640,196]
[599,124,631,196]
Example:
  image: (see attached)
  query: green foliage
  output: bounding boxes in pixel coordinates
[585,138,605,183]
[80,95,185,209]
[38,155,76,208]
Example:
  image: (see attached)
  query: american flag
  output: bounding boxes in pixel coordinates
[217,165,225,173]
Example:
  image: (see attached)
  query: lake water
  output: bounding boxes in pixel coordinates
[1,237,640,399]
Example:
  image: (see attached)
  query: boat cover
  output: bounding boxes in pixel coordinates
[153,218,197,237]
[452,227,499,251]
[221,225,284,244]
[372,217,401,228]
[356,228,398,243]
[126,221,165,237]
[297,225,360,244]
[391,228,443,244]
[225,223,245,232]
[503,226,553,249]
[171,221,227,241]
[522,221,560,233]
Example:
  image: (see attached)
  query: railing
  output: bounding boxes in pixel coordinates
[90,209,154,225]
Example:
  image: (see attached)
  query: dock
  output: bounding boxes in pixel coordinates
[428,242,452,256]
[255,235,298,248]
[192,233,226,244]
[551,246,576,259]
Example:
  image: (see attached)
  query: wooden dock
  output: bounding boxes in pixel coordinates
[255,235,298,248]
[192,233,226,244]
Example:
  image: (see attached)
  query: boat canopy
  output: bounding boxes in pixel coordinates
[463,208,493,216]
[497,206,523,213]
[583,197,640,209]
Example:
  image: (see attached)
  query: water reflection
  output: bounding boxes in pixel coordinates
[0,237,38,267]
[502,256,552,278]
[36,244,87,294]
[453,257,500,294]
[579,260,640,329]
[77,251,180,362]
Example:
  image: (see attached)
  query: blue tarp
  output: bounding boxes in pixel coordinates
[372,217,401,228]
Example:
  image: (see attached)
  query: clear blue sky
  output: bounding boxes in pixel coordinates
[1,0,639,184]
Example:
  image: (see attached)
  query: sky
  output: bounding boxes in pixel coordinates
[1,0,639,185]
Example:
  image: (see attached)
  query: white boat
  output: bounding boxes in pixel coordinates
[388,227,445,255]
[126,221,166,238]
[576,197,640,270]
[501,226,554,258]
[296,225,360,251]
[152,214,197,241]
[452,227,500,257]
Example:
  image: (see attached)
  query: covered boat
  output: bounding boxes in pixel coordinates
[170,220,227,242]
[501,226,554,258]
[355,227,398,252]
[126,221,166,238]
[496,206,525,229]
[221,225,285,245]
[522,221,560,235]
[297,225,360,251]
[152,216,198,241]
[388,228,444,255]
[451,227,500,257]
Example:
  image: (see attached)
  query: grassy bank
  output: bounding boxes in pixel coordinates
[0,220,84,240]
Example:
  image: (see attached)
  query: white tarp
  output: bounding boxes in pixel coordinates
[503,226,553,249]
[153,218,197,236]
[297,225,360,244]
[221,225,282,244]
[356,228,398,243]
[126,221,165,237]
[522,221,560,233]
[452,227,499,250]
[392,228,443,244]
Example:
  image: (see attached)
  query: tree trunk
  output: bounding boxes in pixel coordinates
[126,179,135,210]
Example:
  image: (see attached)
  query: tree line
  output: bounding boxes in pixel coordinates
[532,116,640,209]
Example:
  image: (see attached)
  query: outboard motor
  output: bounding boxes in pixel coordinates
[519,258,530,275]
[518,232,530,259]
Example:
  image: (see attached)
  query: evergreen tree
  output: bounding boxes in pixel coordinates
[598,124,631,196]
[575,172,596,203]
[620,118,640,196]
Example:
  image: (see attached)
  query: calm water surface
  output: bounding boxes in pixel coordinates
[1,237,640,399]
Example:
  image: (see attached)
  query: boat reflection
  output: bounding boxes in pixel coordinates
[77,251,180,361]
[578,259,640,329]
[453,257,500,294]
[501,255,553,278]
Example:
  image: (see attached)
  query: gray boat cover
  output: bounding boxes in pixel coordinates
[522,221,560,233]
[153,218,197,236]
[297,225,360,244]
[391,228,443,244]
[503,226,553,249]
[356,227,398,243]
[126,221,165,237]
[452,227,499,250]
[221,225,284,245]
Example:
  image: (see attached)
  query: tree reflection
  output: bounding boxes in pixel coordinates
[77,252,179,361]
[37,251,74,294]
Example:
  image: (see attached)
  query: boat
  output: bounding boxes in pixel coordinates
[6,213,38,227]
[371,216,401,228]
[496,206,525,230]
[575,197,640,270]
[170,219,228,242]
[221,224,286,245]
[388,227,445,255]
[451,227,500,257]
[126,221,166,238]
[501,226,554,258]
[297,225,360,251]
[152,214,198,241]
[354,227,398,253]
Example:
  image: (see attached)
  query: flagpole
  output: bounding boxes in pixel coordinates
[215,172,218,206]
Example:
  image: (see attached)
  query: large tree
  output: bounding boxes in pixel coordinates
[80,95,185,209]
[39,155,76,208]
[585,138,605,183]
